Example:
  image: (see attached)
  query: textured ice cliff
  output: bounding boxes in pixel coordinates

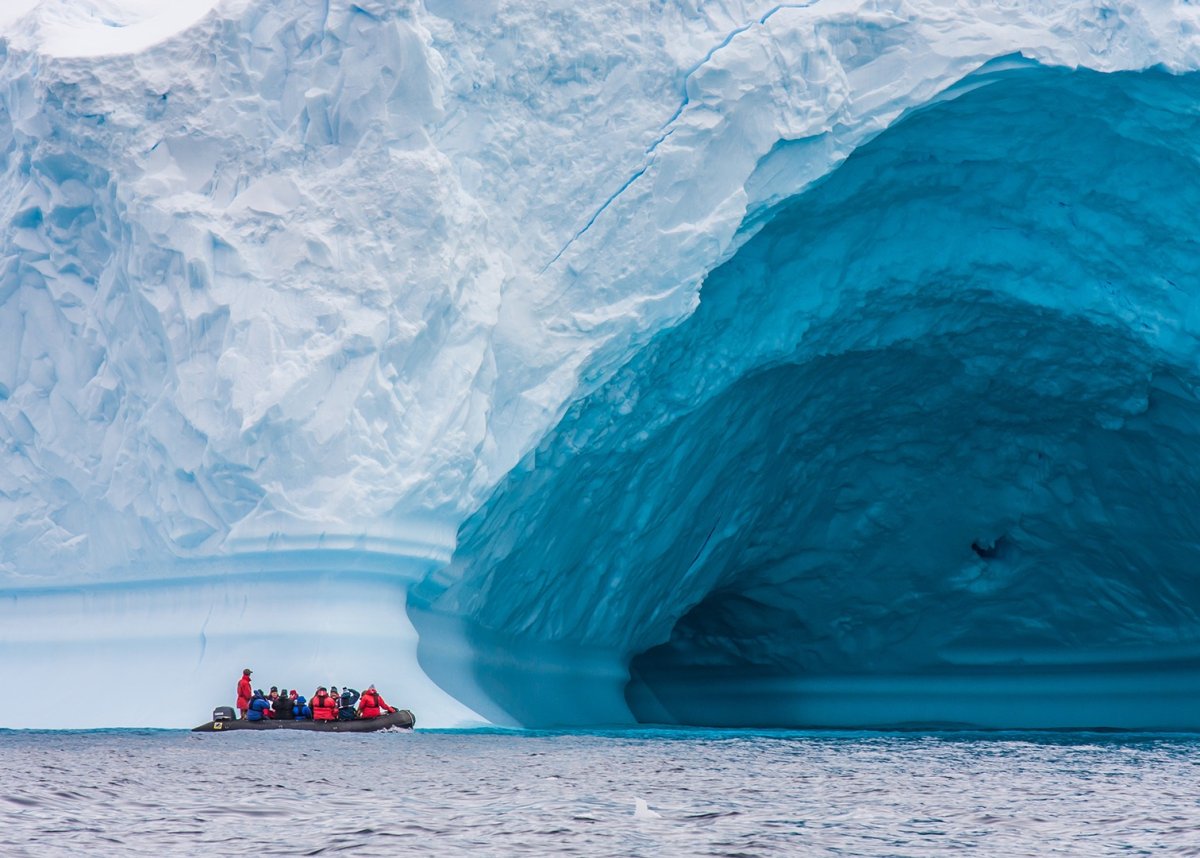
[2,0,1200,728]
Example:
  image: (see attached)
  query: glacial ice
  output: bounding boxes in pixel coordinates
[421,64,1200,728]
[2,0,1200,728]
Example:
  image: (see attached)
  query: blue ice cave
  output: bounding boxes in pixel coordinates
[412,64,1200,729]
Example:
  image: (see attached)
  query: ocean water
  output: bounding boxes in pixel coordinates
[2,728,1198,856]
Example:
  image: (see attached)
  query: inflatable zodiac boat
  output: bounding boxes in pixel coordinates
[193,706,415,732]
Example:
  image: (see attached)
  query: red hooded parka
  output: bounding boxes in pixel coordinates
[358,688,395,719]
[311,691,338,721]
[236,673,252,711]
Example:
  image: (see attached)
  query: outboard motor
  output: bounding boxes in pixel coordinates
[212,706,236,722]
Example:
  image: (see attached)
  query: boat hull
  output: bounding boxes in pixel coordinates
[192,709,415,732]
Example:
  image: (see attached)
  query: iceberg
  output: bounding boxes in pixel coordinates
[2,0,1199,729]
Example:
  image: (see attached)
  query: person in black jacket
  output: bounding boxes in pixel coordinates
[273,689,293,720]
[338,688,360,720]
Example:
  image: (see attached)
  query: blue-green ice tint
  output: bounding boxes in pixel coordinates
[415,65,1200,729]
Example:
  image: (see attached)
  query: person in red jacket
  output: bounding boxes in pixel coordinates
[236,668,253,719]
[357,685,397,719]
[310,687,338,721]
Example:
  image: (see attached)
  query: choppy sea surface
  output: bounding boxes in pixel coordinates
[2,728,1199,856]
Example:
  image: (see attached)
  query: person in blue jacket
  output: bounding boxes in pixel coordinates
[337,688,360,721]
[292,695,312,720]
[247,690,273,722]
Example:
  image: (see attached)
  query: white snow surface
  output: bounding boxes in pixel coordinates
[5,0,224,57]
[1,0,1199,726]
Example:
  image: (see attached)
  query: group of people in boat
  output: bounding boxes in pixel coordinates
[235,668,399,722]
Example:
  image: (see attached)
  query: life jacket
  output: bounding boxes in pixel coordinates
[293,697,311,720]
[359,690,382,719]
[312,692,337,721]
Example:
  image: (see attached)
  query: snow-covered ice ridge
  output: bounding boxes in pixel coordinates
[2,0,1199,728]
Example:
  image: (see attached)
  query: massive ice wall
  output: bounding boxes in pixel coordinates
[423,65,1200,729]
[2,0,1199,727]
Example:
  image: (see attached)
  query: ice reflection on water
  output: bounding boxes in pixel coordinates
[2,729,1199,856]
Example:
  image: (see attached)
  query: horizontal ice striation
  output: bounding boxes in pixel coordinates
[2,0,1200,726]
[1,551,483,729]
[416,65,1200,729]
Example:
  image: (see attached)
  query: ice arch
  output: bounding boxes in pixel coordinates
[413,64,1200,729]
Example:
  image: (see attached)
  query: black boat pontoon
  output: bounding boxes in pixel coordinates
[193,706,415,733]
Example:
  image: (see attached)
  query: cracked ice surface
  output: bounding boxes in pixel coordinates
[1,0,1199,726]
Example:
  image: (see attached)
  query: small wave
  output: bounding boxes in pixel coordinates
[3,729,1198,854]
